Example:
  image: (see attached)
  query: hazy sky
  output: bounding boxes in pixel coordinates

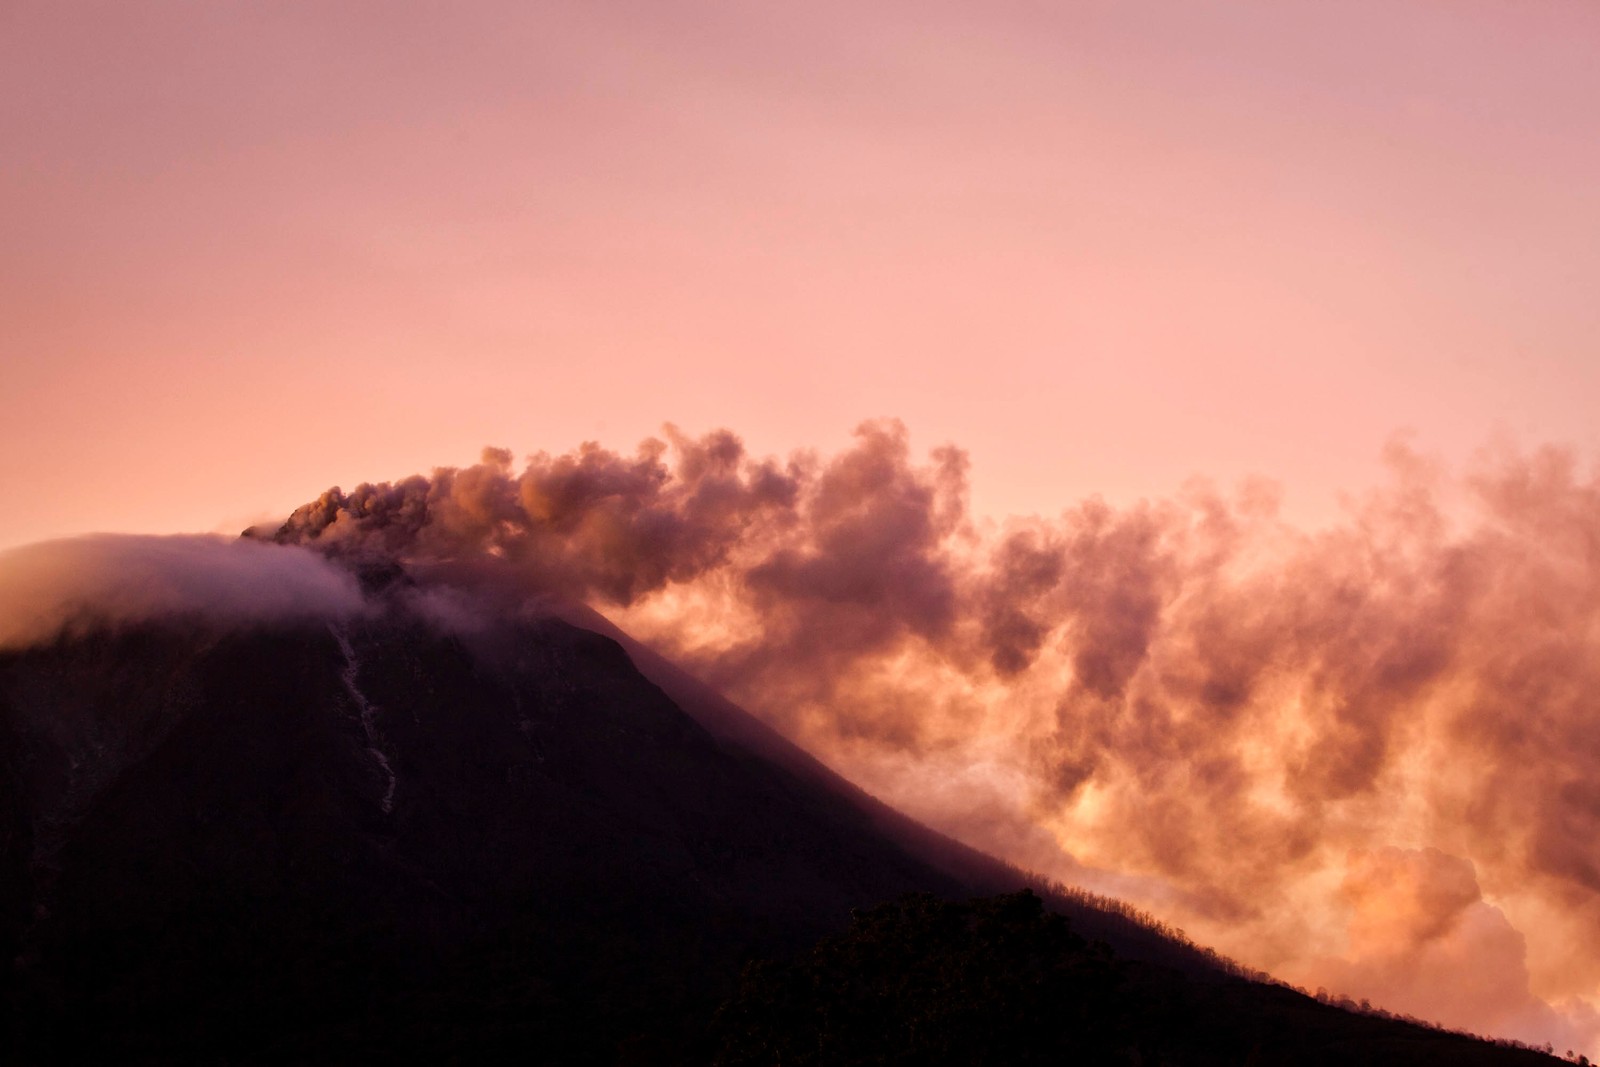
[5,2,1600,1050]
[4,0,1599,550]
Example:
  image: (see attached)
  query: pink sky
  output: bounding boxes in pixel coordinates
[4,1,1598,550]
[5,1,1600,1050]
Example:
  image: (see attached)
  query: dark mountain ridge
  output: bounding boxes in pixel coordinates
[2,608,969,1061]
[557,599,1244,979]
[0,593,1565,1064]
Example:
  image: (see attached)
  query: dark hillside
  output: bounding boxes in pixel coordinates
[712,891,1564,1066]
[572,602,1259,979]
[0,603,1568,1064]
[558,602,1033,896]
[0,613,964,1062]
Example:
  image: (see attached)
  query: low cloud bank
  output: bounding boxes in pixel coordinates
[0,534,365,649]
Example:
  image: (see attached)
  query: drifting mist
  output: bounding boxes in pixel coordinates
[0,534,364,649]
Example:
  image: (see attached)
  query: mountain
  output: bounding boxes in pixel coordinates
[0,593,1566,1064]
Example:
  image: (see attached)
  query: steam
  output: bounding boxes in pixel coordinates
[0,534,365,648]
[1295,846,1588,1049]
[12,422,1584,1053]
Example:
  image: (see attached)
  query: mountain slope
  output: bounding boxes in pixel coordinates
[562,601,1266,979]
[555,601,1032,896]
[0,611,967,1062]
[0,601,1566,1064]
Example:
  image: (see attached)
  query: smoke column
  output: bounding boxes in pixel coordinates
[269,421,1600,1053]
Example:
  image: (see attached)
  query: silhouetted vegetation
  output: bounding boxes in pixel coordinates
[712,890,1136,1065]
[711,890,1566,1067]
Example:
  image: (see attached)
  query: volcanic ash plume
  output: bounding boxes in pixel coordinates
[272,423,1600,1053]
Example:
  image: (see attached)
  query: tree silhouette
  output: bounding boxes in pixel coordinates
[710,891,1137,1066]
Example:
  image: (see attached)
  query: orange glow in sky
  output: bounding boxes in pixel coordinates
[3,1,1598,549]
[4,2,1600,1052]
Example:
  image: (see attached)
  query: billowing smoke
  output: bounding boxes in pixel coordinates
[1298,846,1591,1050]
[272,431,803,605]
[0,534,366,649]
[262,422,1599,1052]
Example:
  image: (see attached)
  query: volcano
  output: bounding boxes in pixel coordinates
[0,577,1565,1064]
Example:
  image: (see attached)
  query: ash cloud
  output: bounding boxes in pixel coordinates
[273,431,801,605]
[269,423,1600,1052]
[1294,846,1593,1052]
[0,534,365,649]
